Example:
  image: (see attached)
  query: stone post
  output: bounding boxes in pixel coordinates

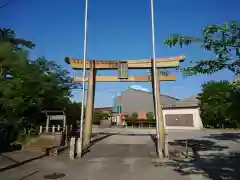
[52,125,55,136]
[45,116,49,133]
[57,125,60,131]
[63,115,66,131]
[65,125,68,145]
[39,126,43,135]
[69,137,76,160]
[165,133,169,158]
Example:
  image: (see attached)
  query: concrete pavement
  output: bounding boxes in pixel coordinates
[0,128,198,180]
[2,127,240,180]
[93,127,240,153]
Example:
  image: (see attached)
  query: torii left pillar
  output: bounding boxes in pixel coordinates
[82,62,96,149]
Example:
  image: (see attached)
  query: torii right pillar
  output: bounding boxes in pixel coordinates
[83,62,96,148]
[151,60,165,158]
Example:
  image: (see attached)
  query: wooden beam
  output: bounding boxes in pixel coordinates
[73,75,176,82]
[65,56,186,70]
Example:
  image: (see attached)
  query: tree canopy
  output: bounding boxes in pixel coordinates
[0,28,35,50]
[198,80,240,128]
[0,28,81,145]
[164,21,240,76]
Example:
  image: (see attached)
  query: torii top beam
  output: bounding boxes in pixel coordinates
[64,56,186,70]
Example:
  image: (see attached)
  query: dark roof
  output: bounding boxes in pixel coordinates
[126,88,180,101]
[121,88,199,109]
[94,107,112,111]
[165,94,200,108]
[112,88,180,113]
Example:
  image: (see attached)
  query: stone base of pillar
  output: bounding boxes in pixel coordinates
[69,137,76,160]
[76,138,83,158]
[82,136,91,150]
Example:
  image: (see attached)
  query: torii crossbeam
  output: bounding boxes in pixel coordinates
[65,56,185,70]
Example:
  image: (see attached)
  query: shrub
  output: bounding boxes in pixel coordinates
[123,114,130,120]
[92,110,109,125]
[199,81,240,128]
[131,112,138,120]
[146,112,154,120]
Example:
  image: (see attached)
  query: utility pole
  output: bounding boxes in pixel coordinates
[150,0,165,158]
[78,0,89,158]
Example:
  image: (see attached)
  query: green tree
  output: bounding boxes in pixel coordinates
[0,51,75,124]
[199,81,240,128]
[146,112,154,120]
[92,110,109,125]
[131,112,138,120]
[65,101,82,125]
[0,43,38,145]
[164,21,240,75]
[31,57,75,110]
[227,81,240,128]
[0,43,32,122]
[198,81,232,128]
[123,114,130,120]
[0,28,35,50]
[0,29,79,144]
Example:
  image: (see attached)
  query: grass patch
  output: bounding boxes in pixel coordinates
[17,133,38,145]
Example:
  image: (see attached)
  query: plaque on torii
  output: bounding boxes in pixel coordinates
[64,56,185,148]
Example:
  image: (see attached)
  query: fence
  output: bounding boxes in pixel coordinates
[124,120,156,128]
[39,124,73,136]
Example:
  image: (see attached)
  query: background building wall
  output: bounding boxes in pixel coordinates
[113,88,179,115]
[163,108,203,129]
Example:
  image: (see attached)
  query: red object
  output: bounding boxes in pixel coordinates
[139,112,147,119]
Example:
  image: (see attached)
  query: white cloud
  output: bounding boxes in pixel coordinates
[130,85,150,92]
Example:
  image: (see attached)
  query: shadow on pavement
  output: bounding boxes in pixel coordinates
[0,153,46,172]
[0,153,20,164]
[169,139,229,152]
[164,138,240,180]
[203,133,240,143]
[148,133,158,155]
[96,132,153,136]
[0,143,22,153]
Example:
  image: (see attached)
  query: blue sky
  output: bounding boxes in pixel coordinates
[1,0,239,107]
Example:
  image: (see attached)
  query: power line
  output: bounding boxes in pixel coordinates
[0,0,13,9]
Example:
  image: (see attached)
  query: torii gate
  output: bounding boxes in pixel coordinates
[65,56,185,156]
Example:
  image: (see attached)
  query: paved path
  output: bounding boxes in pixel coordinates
[91,127,240,180]
[1,128,240,180]
[93,127,240,153]
[0,129,197,180]
[0,151,45,170]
